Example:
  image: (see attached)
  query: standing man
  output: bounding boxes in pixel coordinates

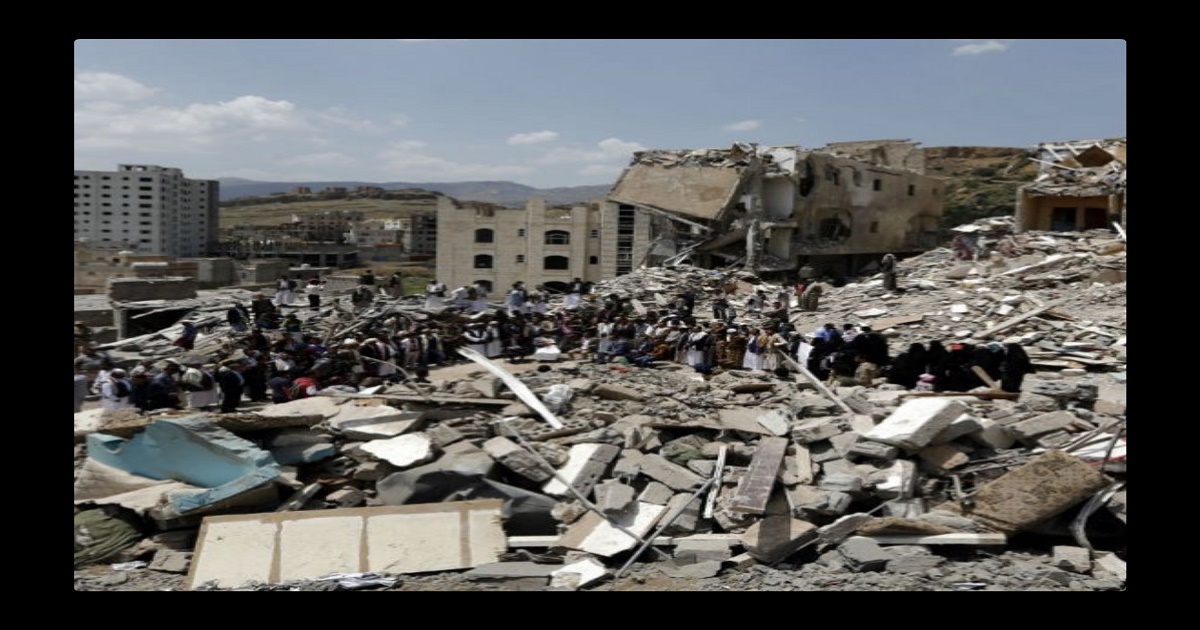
[216,360,247,413]
[425,279,447,310]
[359,269,380,294]
[275,275,296,307]
[881,253,898,292]
[304,277,325,310]
[388,270,405,298]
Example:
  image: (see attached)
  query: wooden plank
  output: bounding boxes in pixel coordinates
[729,437,789,514]
[864,533,1007,545]
[971,365,1000,390]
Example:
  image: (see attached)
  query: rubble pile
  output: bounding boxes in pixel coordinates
[74,221,1126,592]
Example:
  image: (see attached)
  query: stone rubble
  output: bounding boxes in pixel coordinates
[74,218,1126,591]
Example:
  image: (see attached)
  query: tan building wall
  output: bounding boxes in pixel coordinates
[1016,194,1123,232]
[436,198,651,292]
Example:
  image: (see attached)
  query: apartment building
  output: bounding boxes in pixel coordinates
[435,197,652,293]
[73,164,219,258]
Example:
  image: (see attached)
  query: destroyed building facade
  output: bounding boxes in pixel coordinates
[607,141,945,278]
[435,196,653,292]
[1015,138,1126,234]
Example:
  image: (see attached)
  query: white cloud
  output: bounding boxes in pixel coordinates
[378,143,533,181]
[508,130,559,145]
[952,39,1010,55]
[537,137,645,165]
[723,119,761,132]
[74,72,159,102]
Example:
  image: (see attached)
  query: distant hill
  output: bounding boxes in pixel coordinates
[218,178,611,207]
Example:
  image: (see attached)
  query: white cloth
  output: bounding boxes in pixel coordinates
[100,378,135,410]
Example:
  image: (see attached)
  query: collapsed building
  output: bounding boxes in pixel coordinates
[74,216,1126,591]
[1015,138,1126,235]
[608,140,945,280]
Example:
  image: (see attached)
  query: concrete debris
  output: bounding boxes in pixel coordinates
[73,215,1126,590]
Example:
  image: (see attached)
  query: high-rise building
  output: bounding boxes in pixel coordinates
[73,164,220,258]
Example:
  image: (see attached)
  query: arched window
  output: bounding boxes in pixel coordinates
[474,228,494,243]
[544,230,570,245]
[543,255,569,270]
[473,254,493,269]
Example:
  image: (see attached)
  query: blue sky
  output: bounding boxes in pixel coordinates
[74,39,1126,189]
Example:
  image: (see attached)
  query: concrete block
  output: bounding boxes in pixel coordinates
[639,453,705,491]
[918,444,971,473]
[148,549,192,574]
[1093,551,1126,582]
[638,481,675,505]
[542,443,621,498]
[788,485,852,518]
[792,417,844,444]
[934,450,1111,535]
[673,538,733,564]
[360,433,435,469]
[872,460,917,499]
[595,480,637,515]
[550,557,608,590]
[687,459,716,478]
[864,398,968,451]
[740,515,817,563]
[611,448,645,481]
[756,409,791,436]
[1008,410,1077,443]
[829,432,861,458]
[819,474,864,494]
[727,552,759,570]
[662,493,705,535]
[592,383,645,402]
[847,440,899,461]
[882,498,927,518]
[931,413,984,444]
[186,500,507,588]
[557,501,667,557]
[969,418,1016,450]
[848,414,877,434]
[838,536,891,572]
[325,487,366,507]
[472,376,502,399]
[817,513,872,545]
[257,396,342,421]
[424,423,465,448]
[351,461,393,482]
[482,436,552,483]
[463,561,555,580]
[784,443,815,485]
[1052,545,1092,574]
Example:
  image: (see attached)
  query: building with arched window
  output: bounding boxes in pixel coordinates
[435,196,651,291]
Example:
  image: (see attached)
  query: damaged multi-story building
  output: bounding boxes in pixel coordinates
[1015,138,1126,234]
[607,140,945,279]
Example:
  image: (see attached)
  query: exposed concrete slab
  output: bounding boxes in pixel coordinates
[327,404,425,440]
[931,413,984,445]
[792,417,844,444]
[756,409,791,436]
[638,481,675,505]
[1052,545,1092,573]
[596,480,637,515]
[730,437,789,514]
[359,433,436,469]
[592,383,645,402]
[256,396,342,420]
[657,560,723,579]
[674,538,733,564]
[186,500,507,589]
[918,444,970,473]
[864,533,1006,545]
[969,418,1017,449]
[1007,410,1077,443]
[817,513,872,546]
[639,453,705,491]
[542,443,621,498]
[935,450,1111,535]
[871,460,917,499]
[463,561,557,579]
[557,501,667,557]
[864,398,968,451]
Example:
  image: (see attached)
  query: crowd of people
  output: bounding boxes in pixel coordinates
[74,262,1037,416]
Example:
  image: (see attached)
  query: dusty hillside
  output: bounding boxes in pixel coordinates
[924,146,1038,232]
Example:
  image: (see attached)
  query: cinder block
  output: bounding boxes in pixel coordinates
[542,443,621,498]
[483,436,552,483]
[847,440,899,461]
[592,383,645,401]
[611,448,645,481]
[864,398,968,450]
[595,480,637,515]
[792,417,844,444]
[969,418,1016,450]
[673,538,733,564]
[662,493,705,535]
[1008,411,1077,443]
[931,413,983,444]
